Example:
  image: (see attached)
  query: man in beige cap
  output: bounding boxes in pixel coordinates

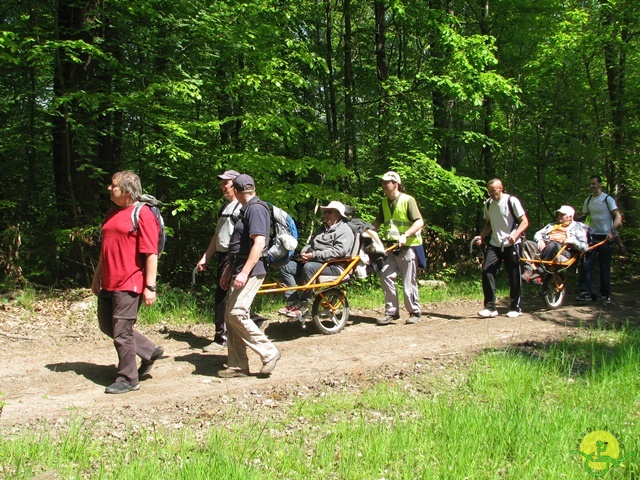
[195,170,241,349]
[279,200,355,317]
[373,171,424,325]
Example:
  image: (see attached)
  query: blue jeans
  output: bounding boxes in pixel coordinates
[579,235,613,297]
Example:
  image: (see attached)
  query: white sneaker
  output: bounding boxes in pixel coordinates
[478,308,499,317]
[506,310,522,318]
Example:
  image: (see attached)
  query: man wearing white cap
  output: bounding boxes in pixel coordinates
[373,171,425,325]
[279,201,355,317]
[196,170,241,349]
[533,205,588,261]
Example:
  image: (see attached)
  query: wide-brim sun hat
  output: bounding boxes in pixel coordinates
[320,201,347,218]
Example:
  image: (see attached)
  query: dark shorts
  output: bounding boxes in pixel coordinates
[97,290,141,322]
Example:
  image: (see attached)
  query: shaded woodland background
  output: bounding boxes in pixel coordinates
[1,0,638,288]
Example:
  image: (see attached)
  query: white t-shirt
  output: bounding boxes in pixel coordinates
[582,192,617,235]
[215,200,241,252]
[485,194,526,247]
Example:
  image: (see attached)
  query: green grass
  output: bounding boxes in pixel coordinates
[138,287,214,325]
[2,324,639,479]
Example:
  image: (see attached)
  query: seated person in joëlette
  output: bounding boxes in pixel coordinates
[533,205,588,262]
[278,201,355,318]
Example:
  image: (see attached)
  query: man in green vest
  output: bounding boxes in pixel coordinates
[373,171,425,325]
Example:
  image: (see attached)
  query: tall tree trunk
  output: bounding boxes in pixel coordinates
[430,0,454,170]
[53,0,114,283]
[324,0,339,160]
[601,0,636,231]
[374,0,389,165]
[343,0,356,170]
[479,0,493,179]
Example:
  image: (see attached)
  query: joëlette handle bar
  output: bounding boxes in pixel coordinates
[469,236,514,254]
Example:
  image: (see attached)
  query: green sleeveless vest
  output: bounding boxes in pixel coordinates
[381,194,422,246]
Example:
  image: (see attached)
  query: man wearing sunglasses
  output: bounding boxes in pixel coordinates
[279,201,355,318]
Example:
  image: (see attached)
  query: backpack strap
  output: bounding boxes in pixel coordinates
[130,194,163,232]
[485,195,522,230]
[130,203,145,233]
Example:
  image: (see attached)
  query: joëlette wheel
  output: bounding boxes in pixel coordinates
[311,289,349,335]
[543,273,566,309]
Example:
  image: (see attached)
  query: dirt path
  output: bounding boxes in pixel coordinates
[1,284,637,429]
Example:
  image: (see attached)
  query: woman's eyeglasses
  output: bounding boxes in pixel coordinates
[323,209,336,214]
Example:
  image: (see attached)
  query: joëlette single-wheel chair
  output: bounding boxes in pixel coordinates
[519,238,607,309]
[257,228,390,335]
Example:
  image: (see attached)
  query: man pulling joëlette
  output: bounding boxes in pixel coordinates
[373,171,425,326]
[473,178,529,319]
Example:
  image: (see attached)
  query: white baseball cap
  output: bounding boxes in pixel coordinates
[381,171,401,184]
[557,205,575,217]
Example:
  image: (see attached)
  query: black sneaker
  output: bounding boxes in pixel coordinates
[576,292,594,302]
[138,345,164,378]
[105,381,140,394]
[603,296,612,305]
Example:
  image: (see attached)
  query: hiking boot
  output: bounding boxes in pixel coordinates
[576,292,594,302]
[138,346,164,378]
[406,313,421,324]
[260,351,281,375]
[218,367,250,378]
[203,341,226,353]
[376,314,400,325]
[105,381,140,394]
[506,310,522,318]
[478,309,499,318]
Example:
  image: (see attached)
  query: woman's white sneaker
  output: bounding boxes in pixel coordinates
[478,309,499,317]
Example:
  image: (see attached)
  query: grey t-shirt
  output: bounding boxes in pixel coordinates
[215,200,241,252]
[582,193,617,235]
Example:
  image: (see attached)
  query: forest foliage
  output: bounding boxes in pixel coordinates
[1,0,638,288]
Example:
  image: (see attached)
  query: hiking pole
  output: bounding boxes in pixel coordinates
[192,266,199,285]
[470,236,481,254]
